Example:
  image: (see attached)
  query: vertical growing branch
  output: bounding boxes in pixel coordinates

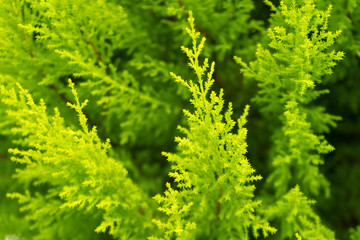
[152,11,275,240]
[236,0,344,198]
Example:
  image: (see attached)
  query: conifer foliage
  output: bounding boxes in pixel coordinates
[1,80,153,239]
[236,0,344,198]
[151,12,275,239]
[0,0,359,239]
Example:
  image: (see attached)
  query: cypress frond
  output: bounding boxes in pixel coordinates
[152,12,276,240]
[236,0,344,197]
[1,80,154,239]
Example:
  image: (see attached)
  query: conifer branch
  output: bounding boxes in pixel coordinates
[12,2,34,59]
[173,0,216,43]
[237,0,344,198]
[152,11,276,239]
[87,38,103,64]
[1,81,155,238]
[87,38,110,75]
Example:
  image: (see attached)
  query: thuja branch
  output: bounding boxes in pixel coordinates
[1,81,155,239]
[152,12,276,239]
[12,2,34,58]
[87,38,103,64]
[237,0,344,198]
[87,38,110,75]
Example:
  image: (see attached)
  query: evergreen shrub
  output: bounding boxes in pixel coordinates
[0,0,359,239]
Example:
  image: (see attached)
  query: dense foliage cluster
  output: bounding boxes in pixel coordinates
[0,0,359,239]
